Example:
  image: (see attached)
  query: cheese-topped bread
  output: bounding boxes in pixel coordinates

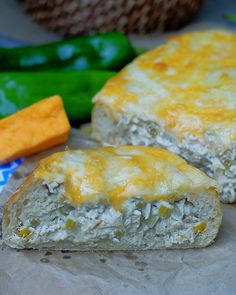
[3,146,222,250]
[92,30,236,203]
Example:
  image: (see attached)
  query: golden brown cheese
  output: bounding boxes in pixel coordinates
[93,30,236,142]
[35,146,218,211]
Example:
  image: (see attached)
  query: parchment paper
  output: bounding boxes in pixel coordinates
[0,128,236,295]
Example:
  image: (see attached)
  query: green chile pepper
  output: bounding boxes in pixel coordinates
[0,71,115,123]
[0,32,136,71]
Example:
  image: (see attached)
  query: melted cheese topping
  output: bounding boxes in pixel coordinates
[94,30,236,142]
[35,146,218,210]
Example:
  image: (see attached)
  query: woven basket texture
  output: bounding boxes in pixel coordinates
[19,0,205,36]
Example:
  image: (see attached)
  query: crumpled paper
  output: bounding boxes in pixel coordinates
[1,128,236,295]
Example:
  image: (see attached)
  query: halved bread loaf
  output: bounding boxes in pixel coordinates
[3,146,222,250]
[92,30,236,203]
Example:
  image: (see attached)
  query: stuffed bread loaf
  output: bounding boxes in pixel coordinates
[92,30,236,204]
[3,146,222,250]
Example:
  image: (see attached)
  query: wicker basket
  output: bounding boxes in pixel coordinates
[19,0,205,36]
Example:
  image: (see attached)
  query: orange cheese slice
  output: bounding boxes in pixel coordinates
[0,95,70,163]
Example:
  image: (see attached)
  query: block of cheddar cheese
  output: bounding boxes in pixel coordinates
[0,95,70,163]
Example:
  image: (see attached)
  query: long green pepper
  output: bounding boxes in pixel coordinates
[0,32,136,71]
[0,71,116,123]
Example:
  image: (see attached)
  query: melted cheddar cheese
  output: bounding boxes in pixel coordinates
[35,146,218,210]
[93,30,236,142]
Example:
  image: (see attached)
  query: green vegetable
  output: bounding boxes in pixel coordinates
[224,13,236,24]
[0,71,115,123]
[0,32,136,71]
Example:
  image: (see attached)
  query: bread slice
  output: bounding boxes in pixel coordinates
[92,30,236,203]
[3,146,222,250]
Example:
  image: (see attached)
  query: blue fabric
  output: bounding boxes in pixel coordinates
[0,158,24,192]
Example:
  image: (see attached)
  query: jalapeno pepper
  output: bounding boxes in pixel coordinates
[0,32,136,71]
[0,71,115,123]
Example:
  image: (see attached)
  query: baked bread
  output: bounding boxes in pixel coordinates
[3,146,222,250]
[92,30,236,203]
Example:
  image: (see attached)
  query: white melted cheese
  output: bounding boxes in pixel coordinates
[35,146,218,210]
